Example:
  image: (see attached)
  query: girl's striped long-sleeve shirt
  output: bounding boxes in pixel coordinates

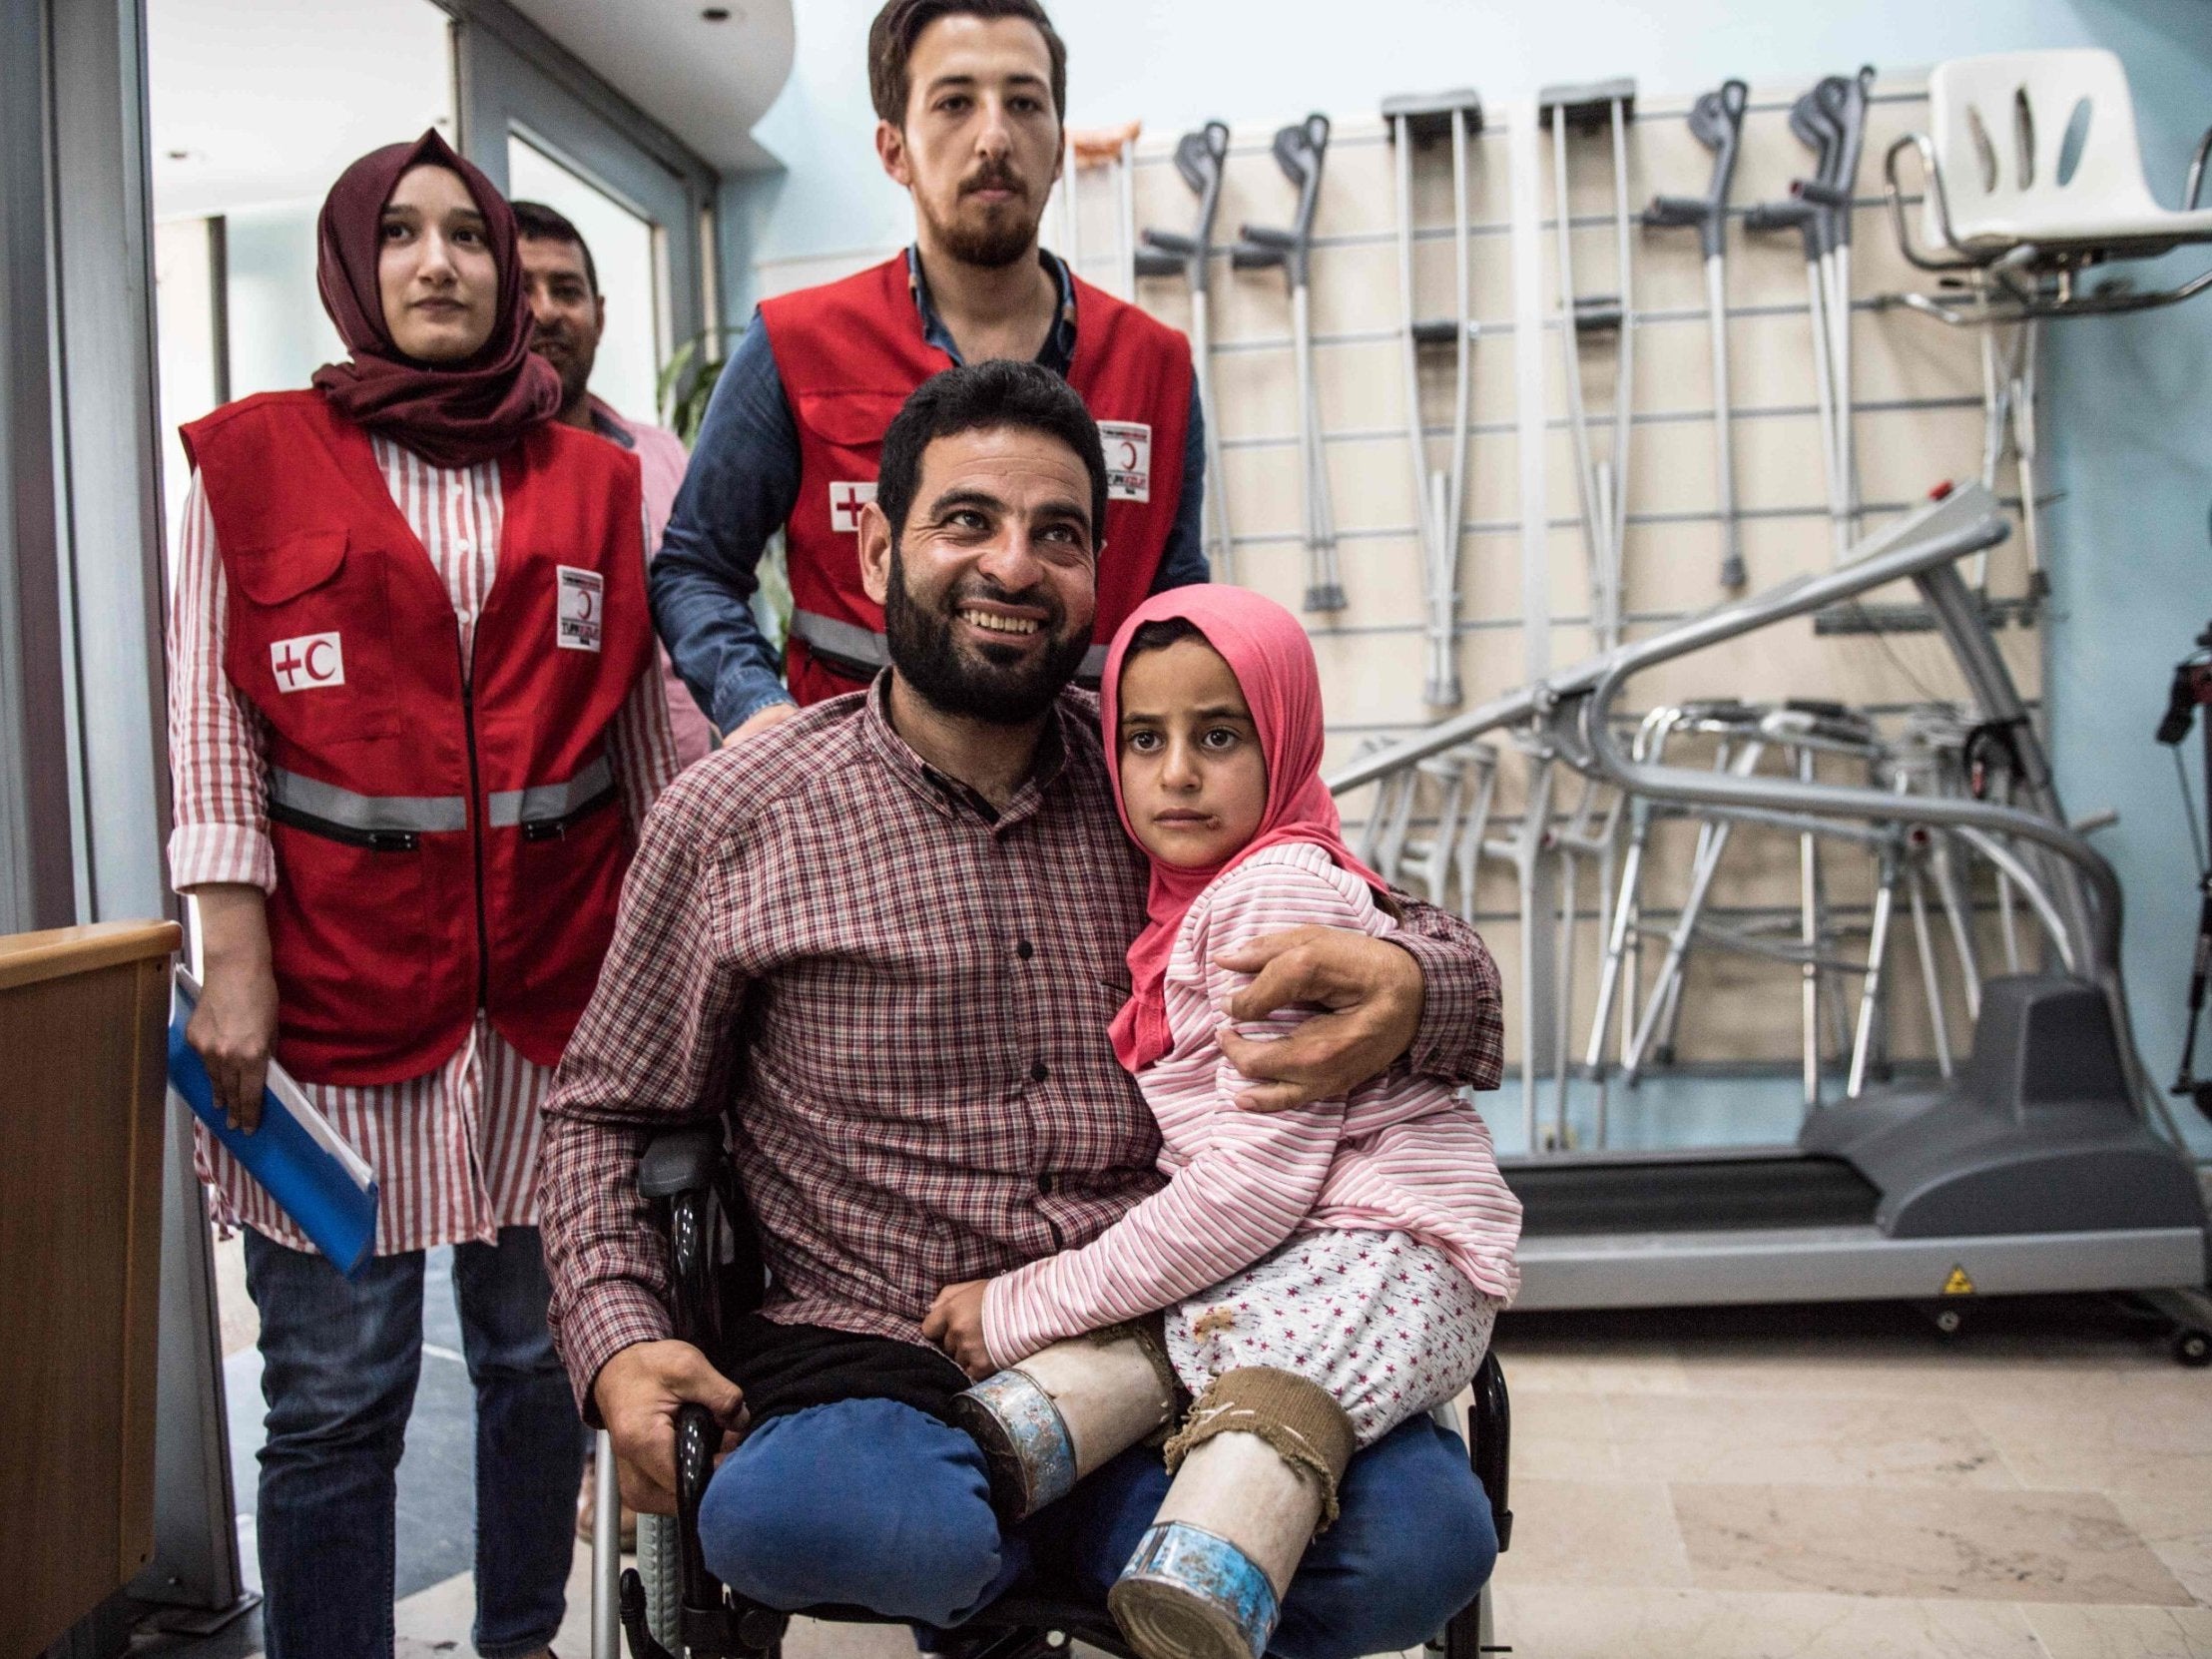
[981,840,1522,1369]
[167,436,680,1255]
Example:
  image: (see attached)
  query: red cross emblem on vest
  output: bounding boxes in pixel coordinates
[271,631,345,693]
[829,480,877,535]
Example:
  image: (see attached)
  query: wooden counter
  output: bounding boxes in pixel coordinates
[0,920,181,1658]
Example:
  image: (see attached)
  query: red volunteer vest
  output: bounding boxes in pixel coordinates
[182,391,652,1085]
[759,255,1195,705]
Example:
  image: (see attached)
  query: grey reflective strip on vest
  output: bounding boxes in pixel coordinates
[792,608,1110,680]
[791,608,889,671]
[486,755,616,828]
[268,769,468,834]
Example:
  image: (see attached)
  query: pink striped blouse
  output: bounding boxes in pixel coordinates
[981,841,1523,1368]
[167,434,680,1255]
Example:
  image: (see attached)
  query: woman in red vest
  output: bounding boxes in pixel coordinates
[166,131,678,1658]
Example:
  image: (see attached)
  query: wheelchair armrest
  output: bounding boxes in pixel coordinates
[1468,1351,1513,1553]
[640,1124,726,1199]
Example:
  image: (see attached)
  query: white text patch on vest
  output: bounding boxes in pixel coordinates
[557,566,604,652]
[271,632,345,693]
[1099,421,1152,503]
[830,480,878,535]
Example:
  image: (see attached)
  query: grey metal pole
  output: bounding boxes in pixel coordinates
[592,1430,620,1659]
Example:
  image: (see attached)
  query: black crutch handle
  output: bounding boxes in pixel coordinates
[1137,120,1232,290]
[1781,83,1845,254]
[1644,195,1710,228]
[1272,113,1333,200]
[1743,195,1823,259]
[1175,119,1232,201]
[1643,80,1747,259]
[1689,78,1750,156]
[1236,114,1331,289]
[1817,66,1878,249]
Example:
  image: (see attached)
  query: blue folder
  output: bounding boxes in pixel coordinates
[169,971,379,1277]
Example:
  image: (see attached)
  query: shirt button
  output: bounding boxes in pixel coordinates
[1029,1061,1049,1084]
[1037,1173,1055,1196]
[1016,940,1034,960]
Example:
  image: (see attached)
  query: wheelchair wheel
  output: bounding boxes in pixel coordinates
[636,1511,683,1648]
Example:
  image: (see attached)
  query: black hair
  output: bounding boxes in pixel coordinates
[867,0,1067,131]
[876,358,1106,547]
[508,199,598,295]
[1122,616,1206,661]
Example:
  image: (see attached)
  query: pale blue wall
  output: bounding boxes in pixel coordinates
[734,1,2212,1135]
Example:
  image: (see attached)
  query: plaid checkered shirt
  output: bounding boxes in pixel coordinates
[538,677,1506,1415]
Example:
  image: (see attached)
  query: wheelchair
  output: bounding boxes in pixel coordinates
[607,1125,1513,1659]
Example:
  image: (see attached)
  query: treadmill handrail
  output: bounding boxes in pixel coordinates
[1576,587,2120,985]
[1325,483,2009,796]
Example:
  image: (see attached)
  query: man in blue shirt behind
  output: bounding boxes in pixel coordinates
[652,0,1209,744]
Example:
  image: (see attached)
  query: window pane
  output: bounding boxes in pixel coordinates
[508,137,664,428]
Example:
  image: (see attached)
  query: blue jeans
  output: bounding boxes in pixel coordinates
[697,1396,1494,1659]
[244,1226,584,1659]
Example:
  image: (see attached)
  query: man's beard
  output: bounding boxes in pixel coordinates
[922,166,1042,270]
[533,329,592,408]
[882,541,1090,725]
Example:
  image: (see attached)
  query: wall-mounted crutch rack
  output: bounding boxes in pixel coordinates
[1232,114,1342,612]
[1134,121,1234,582]
[1880,50,2212,602]
[1539,78,1638,653]
[1643,80,1749,591]
[1746,68,1875,568]
[1383,88,1485,705]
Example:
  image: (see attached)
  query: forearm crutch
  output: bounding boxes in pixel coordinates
[1749,84,1847,562]
[1233,115,1341,611]
[1539,79,1638,652]
[1136,122,1235,581]
[1644,81,1749,590]
[1800,69,1877,549]
[1385,89,1485,704]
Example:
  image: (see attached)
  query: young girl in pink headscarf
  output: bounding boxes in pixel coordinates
[928,586,1520,1659]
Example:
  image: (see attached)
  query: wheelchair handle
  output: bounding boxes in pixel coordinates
[676,1402,724,1601]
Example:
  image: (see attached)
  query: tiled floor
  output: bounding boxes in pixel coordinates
[176,1238,2212,1659]
[1485,1299,2212,1659]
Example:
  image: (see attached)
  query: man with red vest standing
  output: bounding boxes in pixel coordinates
[651,0,1208,739]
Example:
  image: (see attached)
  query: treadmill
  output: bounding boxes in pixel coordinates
[1329,484,2212,1353]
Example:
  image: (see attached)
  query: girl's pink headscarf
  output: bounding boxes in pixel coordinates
[1102,586,1386,1072]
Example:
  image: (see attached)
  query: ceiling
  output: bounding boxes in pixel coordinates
[147,0,793,222]
[505,0,794,173]
[148,0,456,220]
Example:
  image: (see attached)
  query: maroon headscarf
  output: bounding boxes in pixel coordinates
[309,130,561,468]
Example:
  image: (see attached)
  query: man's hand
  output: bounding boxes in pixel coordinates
[1213,926,1424,1113]
[592,1339,749,1514]
[921,1280,995,1380]
[722,702,798,746]
[186,884,280,1132]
